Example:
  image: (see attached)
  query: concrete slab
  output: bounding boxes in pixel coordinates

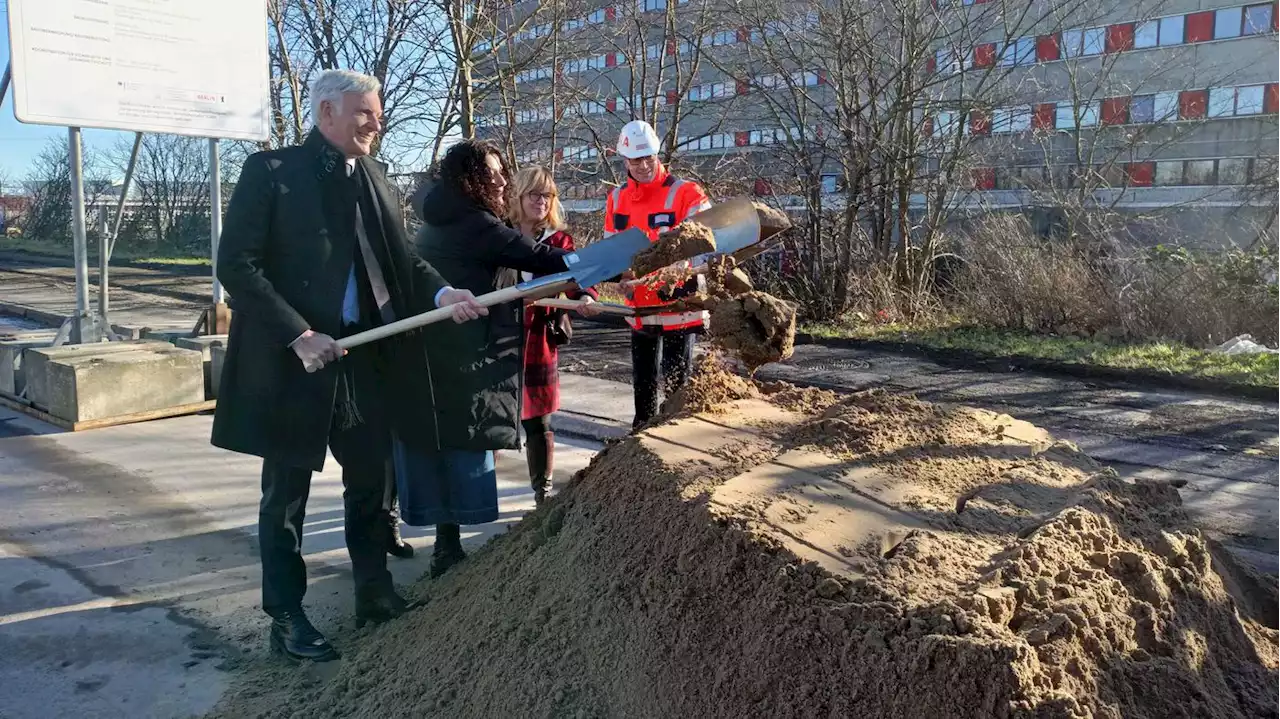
[23,340,170,411]
[175,336,227,400]
[142,328,194,344]
[43,346,205,423]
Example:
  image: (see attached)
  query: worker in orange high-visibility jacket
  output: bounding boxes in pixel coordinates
[604,120,713,428]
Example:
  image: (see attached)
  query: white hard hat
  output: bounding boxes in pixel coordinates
[616,120,662,159]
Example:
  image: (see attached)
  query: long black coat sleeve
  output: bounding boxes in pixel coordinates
[472,213,568,275]
[216,155,310,346]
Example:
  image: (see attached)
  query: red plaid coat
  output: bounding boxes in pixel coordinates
[522,229,596,420]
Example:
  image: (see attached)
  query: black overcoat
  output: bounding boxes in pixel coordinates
[412,180,568,451]
[211,129,449,470]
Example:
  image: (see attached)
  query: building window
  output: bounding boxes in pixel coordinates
[1063,27,1106,57]
[1236,85,1265,114]
[1053,102,1100,128]
[1135,15,1185,47]
[1130,95,1154,123]
[820,175,838,194]
[1154,161,1182,185]
[996,38,1035,67]
[640,0,666,11]
[1244,3,1274,34]
[1154,91,1179,121]
[1208,87,1236,117]
[1215,7,1243,38]
[992,107,1031,133]
[1218,158,1249,184]
[934,111,960,137]
[707,30,736,46]
[562,18,583,31]
[587,9,606,23]
[936,48,959,75]
[1184,159,1216,184]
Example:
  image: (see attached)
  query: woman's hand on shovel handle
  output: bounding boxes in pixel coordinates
[294,330,345,374]
[438,288,489,323]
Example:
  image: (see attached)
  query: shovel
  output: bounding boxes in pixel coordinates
[304,227,653,372]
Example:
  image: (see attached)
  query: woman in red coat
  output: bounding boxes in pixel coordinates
[509,166,598,505]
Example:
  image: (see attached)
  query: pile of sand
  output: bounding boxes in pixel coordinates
[214,368,1277,719]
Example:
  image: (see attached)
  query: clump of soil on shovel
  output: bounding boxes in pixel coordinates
[707,290,798,370]
[630,221,717,277]
[211,372,1278,719]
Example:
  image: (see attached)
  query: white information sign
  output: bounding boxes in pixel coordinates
[8,0,270,141]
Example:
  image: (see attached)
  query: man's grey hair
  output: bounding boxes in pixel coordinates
[310,69,381,122]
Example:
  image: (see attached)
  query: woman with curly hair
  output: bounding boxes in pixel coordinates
[396,140,589,578]
[509,165,598,507]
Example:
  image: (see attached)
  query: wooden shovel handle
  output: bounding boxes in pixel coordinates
[532,298,636,316]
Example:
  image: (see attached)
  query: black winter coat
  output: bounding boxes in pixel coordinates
[212,130,450,470]
[413,180,568,450]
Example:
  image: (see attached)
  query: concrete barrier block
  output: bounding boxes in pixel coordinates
[43,346,205,423]
[24,340,170,411]
[141,329,192,344]
[0,337,55,396]
[175,336,227,400]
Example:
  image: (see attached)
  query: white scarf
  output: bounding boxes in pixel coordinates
[520,227,556,283]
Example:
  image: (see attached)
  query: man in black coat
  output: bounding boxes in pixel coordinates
[212,69,485,662]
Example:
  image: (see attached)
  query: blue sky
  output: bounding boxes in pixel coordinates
[0,7,143,186]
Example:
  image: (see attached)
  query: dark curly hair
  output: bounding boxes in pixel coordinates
[437,139,508,216]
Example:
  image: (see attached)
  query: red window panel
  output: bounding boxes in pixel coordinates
[973,43,996,68]
[1179,89,1207,119]
[606,6,616,21]
[1032,103,1056,129]
[817,70,828,85]
[1126,162,1154,187]
[921,116,934,137]
[927,57,937,74]
[753,179,774,196]
[606,98,618,113]
[1266,83,1279,113]
[1186,11,1215,42]
[735,132,749,147]
[1274,2,1278,31]
[666,89,679,105]
[971,168,996,190]
[1101,97,1130,125]
[605,53,617,68]
[1105,23,1134,53]
[974,0,989,5]
[970,109,992,136]
[1036,34,1061,61]
[736,80,749,95]
[737,27,750,43]
[666,39,677,55]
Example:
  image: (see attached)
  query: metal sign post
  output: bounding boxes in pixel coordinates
[200,137,230,336]
[68,126,98,344]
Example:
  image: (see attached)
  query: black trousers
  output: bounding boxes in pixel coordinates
[630,328,697,427]
[258,346,396,618]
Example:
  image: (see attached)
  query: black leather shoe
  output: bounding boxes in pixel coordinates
[387,535,415,559]
[355,586,409,629]
[269,611,339,662]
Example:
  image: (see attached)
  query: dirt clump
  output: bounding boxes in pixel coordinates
[211,376,1277,719]
[704,253,753,295]
[630,221,716,277]
[752,202,792,242]
[706,291,797,370]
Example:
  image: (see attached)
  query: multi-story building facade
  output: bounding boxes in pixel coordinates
[470,0,1277,243]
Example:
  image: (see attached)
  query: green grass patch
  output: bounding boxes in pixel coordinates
[802,319,1279,389]
[0,236,210,266]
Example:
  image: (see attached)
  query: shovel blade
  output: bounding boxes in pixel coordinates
[692,197,761,255]
[562,227,652,288]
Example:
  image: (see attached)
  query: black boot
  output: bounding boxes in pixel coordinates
[527,430,554,507]
[354,584,410,629]
[269,610,339,662]
[429,523,466,579]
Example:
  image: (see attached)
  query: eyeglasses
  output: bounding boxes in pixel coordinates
[525,191,556,201]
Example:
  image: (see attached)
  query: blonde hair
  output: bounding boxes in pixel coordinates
[508,166,567,233]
